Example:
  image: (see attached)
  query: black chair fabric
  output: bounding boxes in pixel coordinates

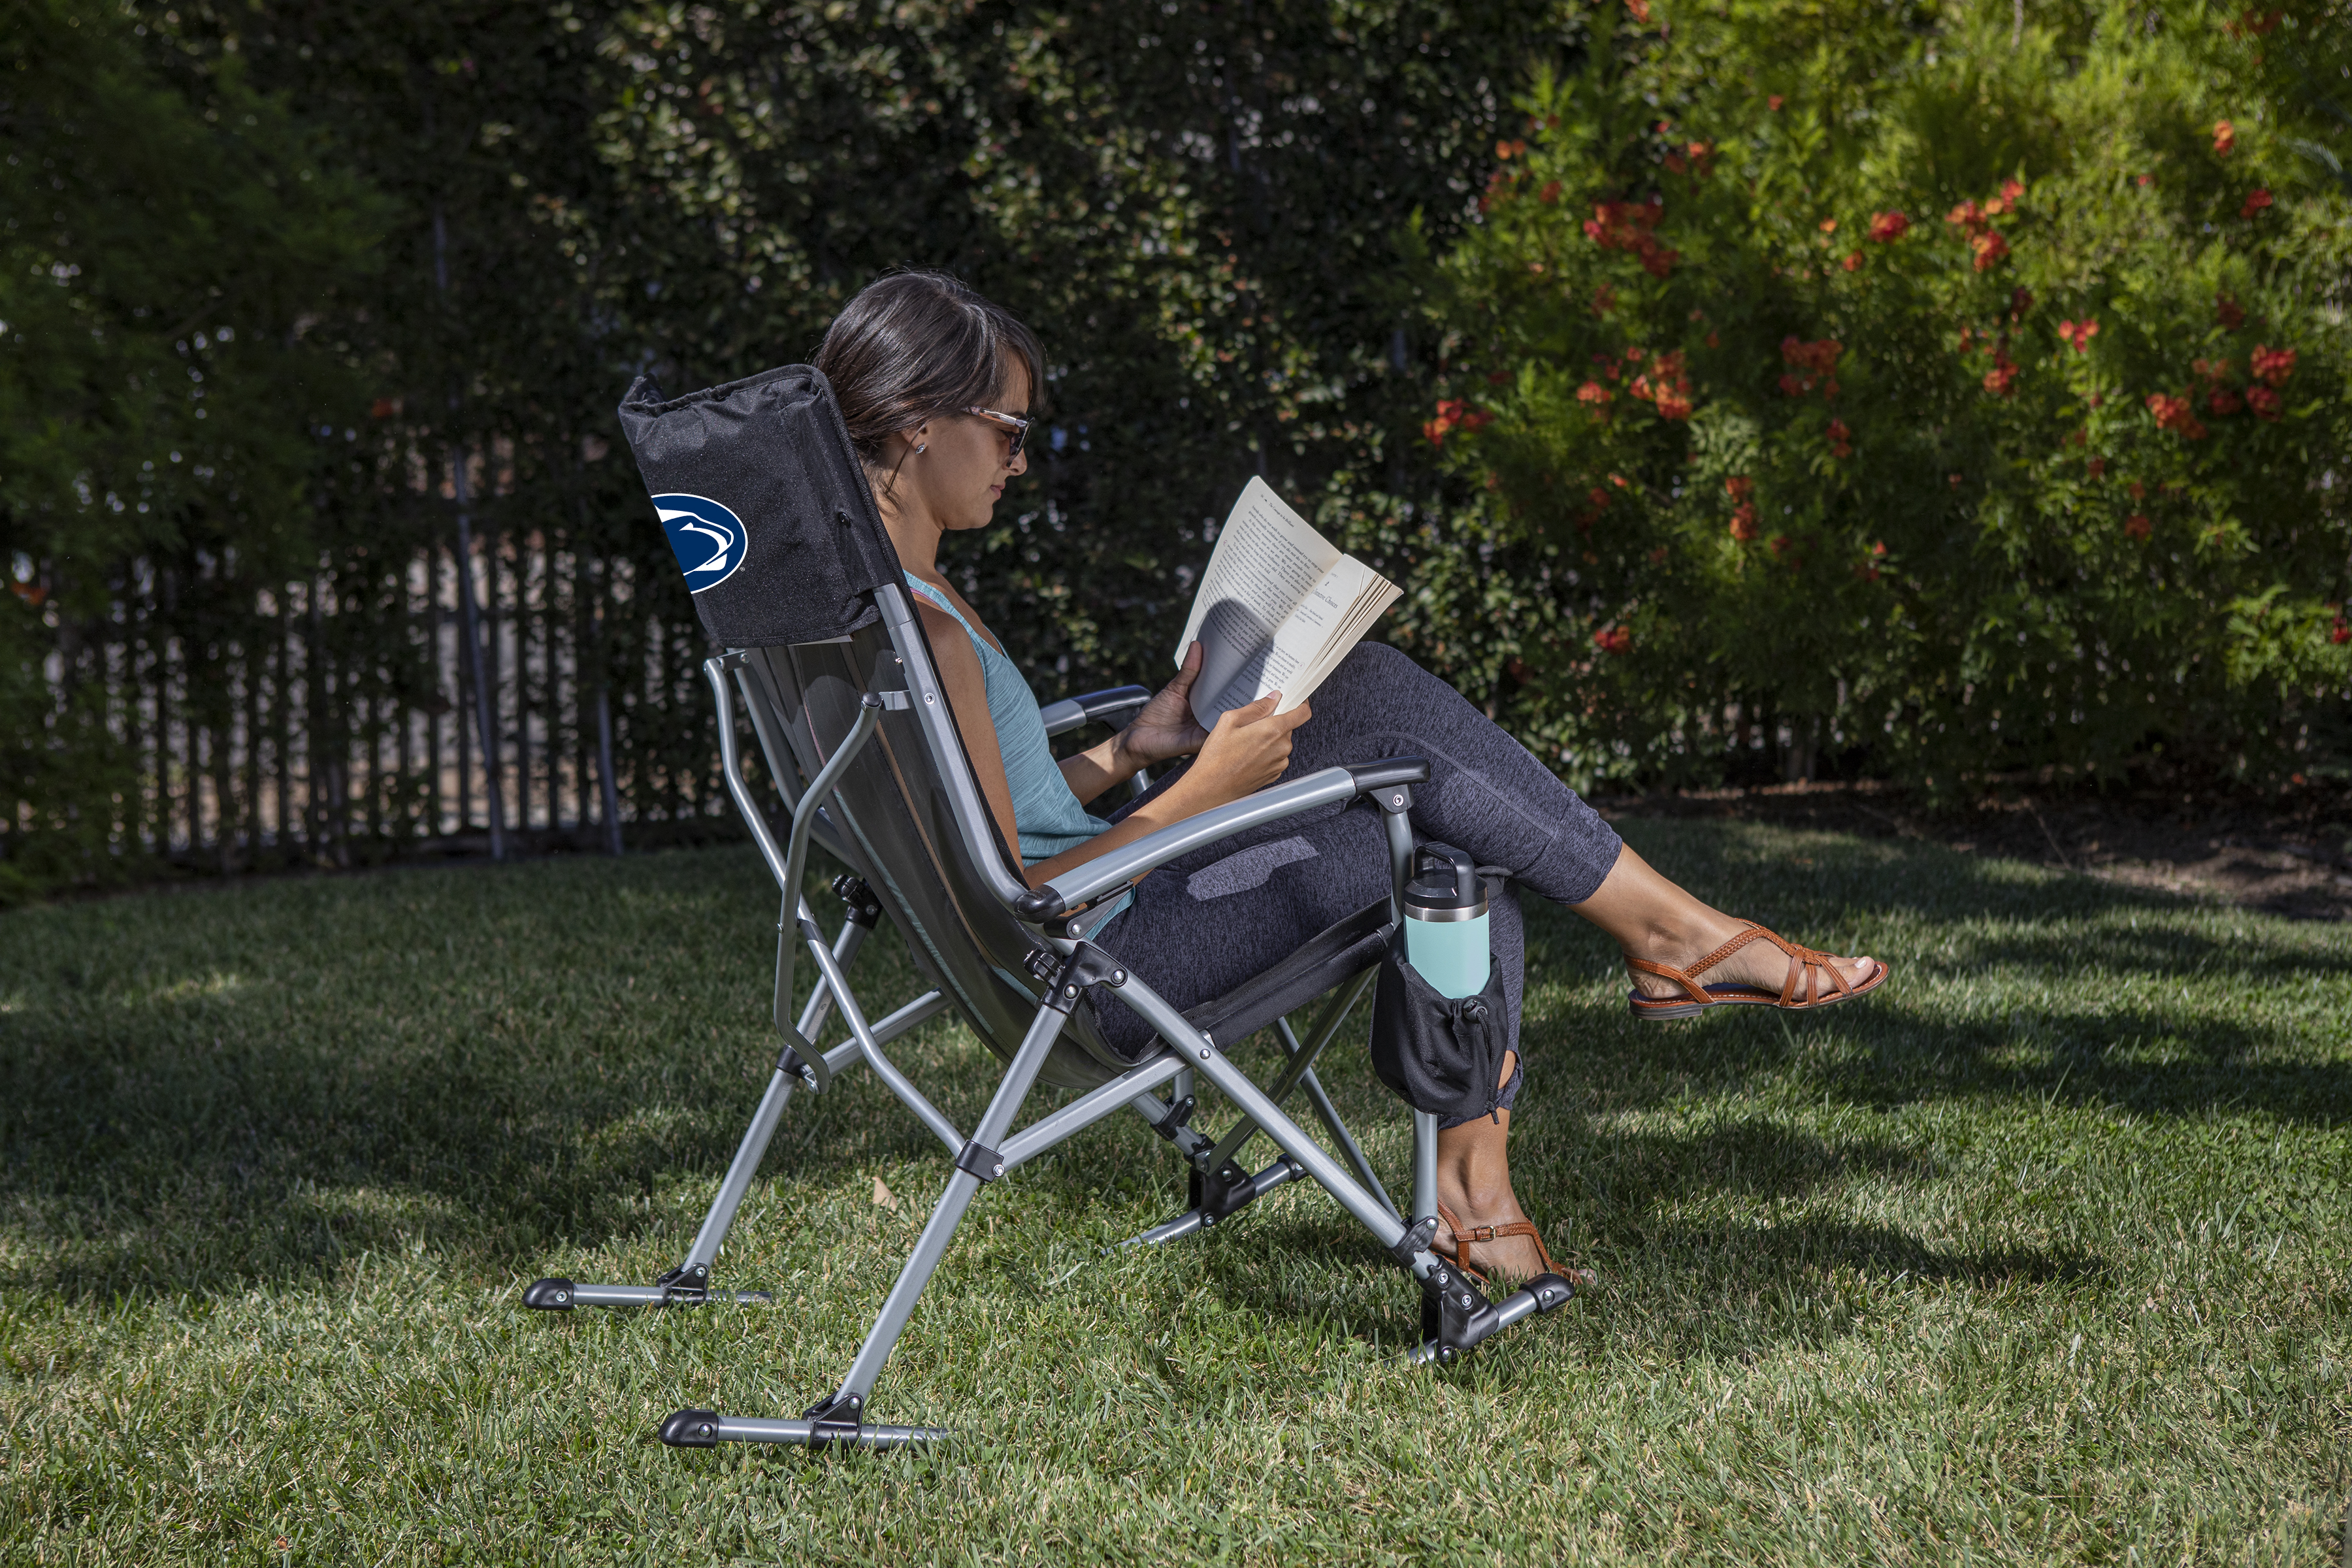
[617,365,903,649]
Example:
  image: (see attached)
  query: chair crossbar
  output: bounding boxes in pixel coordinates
[1203,967,1377,1174]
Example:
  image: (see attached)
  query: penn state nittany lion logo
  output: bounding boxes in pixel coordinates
[652,493,748,591]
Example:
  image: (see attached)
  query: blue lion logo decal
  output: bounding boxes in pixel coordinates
[652,493,749,591]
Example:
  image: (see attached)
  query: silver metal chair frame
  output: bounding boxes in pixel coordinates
[524,583,1578,1448]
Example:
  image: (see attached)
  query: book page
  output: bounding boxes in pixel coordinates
[1284,557,1403,704]
[1176,478,1343,727]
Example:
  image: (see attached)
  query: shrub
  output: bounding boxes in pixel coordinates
[1422,0,2352,792]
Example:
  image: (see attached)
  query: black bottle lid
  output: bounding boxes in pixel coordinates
[1403,844,1486,918]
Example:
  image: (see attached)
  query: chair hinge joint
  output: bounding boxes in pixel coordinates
[1389,1214,1440,1270]
[1042,941,1127,1014]
[955,1141,1006,1183]
[831,874,882,928]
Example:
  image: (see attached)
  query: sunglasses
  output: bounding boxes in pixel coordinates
[964,405,1031,459]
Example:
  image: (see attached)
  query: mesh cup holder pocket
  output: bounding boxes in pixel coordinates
[1368,930,1512,1122]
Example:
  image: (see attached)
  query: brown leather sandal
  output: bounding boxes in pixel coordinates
[1435,1202,1599,1290]
[1626,921,1887,1022]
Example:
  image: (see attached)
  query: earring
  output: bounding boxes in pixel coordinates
[915,442,927,454]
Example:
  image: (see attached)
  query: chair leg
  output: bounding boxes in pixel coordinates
[661,975,1077,1447]
[1114,972,1581,1365]
[523,911,949,1312]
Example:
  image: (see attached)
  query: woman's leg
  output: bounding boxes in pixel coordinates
[1103,643,1877,1277]
[1282,645,1879,1002]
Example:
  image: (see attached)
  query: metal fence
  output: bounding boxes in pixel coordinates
[6,462,743,881]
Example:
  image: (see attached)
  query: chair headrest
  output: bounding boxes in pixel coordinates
[617,364,904,647]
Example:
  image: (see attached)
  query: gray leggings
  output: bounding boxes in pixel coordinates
[1093,643,1624,1124]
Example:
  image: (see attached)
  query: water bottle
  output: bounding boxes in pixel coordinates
[1401,845,1490,1000]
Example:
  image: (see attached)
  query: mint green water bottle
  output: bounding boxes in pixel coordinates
[1401,845,1490,999]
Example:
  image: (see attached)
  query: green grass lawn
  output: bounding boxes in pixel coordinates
[3,821,2347,1564]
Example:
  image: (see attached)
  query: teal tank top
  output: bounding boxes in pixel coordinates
[903,577,1132,928]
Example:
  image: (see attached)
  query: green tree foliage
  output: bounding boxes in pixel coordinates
[1424,0,2352,792]
[0,0,382,898]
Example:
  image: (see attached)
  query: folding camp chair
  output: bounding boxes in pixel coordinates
[521,364,1580,1448]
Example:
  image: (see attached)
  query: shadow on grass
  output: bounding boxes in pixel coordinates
[0,823,2340,1314]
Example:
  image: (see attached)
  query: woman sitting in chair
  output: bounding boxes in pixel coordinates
[818,270,1888,1287]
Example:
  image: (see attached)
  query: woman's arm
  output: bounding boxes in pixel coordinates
[917,600,1028,872]
[1055,642,1213,806]
[1024,693,1307,889]
[925,608,1311,892]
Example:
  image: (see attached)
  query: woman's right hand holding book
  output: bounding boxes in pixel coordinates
[1168,687,1313,813]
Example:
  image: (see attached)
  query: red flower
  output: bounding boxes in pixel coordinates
[1767,95,1784,111]
[2001,178,2025,201]
[1730,502,1759,540]
[1422,399,1489,447]
[2125,514,2152,540]
[2217,295,2246,329]
[2146,393,2207,438]
[2128,480,2146,499]
[1984,360,2019,397]
[1590,282,1616,317]
[2247,385,2283,420]
[1724,476,1754,500]
[1624,0,1651,22]
[2242,188,2273,218]
[1867,210,1910,242]
[2057,319,2100,353]
[2209,387,2244,416]
[1781,336,1843,376]
[1593,625,1633,655]
[1654,392,1694,420]
[2213,120,2237,157]
[1584,198,1676,276]
[1970,230,2010,270]
[1946,199,1984,228]
[2087,457,2106,478]
[2136,173,2154,188]
[2251,344,2296,386]
[2334,620,2351,645]
[1827,417,1852,457]
[1842,251,1863,272]
[1576,381,1614,408]
[1588,486,1610,508]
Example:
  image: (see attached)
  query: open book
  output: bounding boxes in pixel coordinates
[1173,477,1402,729]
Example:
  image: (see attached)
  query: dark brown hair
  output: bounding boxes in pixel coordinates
[814,270,1044,470]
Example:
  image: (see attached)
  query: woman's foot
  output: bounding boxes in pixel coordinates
[1433,1196,1554,1284]
[1623,915,1881,1005]
[1568,845,1880,1009]
[1431,1080,1592,1288]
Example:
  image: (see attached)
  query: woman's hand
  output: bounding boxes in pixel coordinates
[1171,691,1313,811]
[1115,642,1213,770]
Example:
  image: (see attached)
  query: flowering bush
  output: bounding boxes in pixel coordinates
[1416,0,2351,791]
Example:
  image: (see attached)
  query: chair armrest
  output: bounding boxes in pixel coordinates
[1038,684,1152,738]
[1011,757,1429,920]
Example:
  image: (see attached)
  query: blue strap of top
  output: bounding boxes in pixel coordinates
[902,578,1130,932]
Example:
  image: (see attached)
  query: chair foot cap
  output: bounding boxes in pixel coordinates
[521,1277,576,1311]
[660,1409,722,1448]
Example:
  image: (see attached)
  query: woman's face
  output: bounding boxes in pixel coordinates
[903,359,1031,534]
